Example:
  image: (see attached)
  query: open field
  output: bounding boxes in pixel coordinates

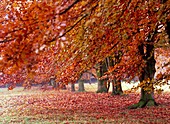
[0,83,169,124]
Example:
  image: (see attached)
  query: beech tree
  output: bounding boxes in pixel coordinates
[96,56,123,95]
[0,0,170,108]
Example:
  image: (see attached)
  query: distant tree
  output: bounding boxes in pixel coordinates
[71,83,75,92]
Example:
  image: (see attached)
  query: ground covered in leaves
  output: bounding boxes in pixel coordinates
[0,87,169,124]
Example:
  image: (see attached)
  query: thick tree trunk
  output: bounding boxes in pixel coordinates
[96,61,108,93]
[129,41,157,109]
[96,79,108,93]
[71,83,75,92]
[112,79,123,95]
[129,87,157,109]
[140,88,157,106]
[78,80,85,92]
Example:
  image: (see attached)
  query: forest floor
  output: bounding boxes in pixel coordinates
[0,84,169,124]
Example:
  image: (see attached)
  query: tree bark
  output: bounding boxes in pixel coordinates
[97,79,108,93]
[165,21,170,44]
[96,56,123,93]
[129,40,157,109]
[49,78,57,88]
[110,54,123,95]
[71,83,75,92]
[78,80,85,92]
[112,79,123,95]
[96,62,108,93]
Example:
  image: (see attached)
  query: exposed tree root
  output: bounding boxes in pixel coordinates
[111,90,123,95]
[128,99,158,109]
[96,86,108,93]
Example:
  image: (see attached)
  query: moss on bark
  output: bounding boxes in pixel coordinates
[128,88,157,109]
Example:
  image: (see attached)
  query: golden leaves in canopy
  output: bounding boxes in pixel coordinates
[0,0,169,85]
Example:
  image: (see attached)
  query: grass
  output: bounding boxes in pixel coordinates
[0,83,169,124]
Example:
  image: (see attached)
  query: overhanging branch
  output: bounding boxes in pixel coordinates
[59,0,80,15]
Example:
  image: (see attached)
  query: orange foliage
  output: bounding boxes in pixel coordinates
[0,0,170,86]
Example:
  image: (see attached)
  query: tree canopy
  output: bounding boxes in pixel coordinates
[0,0,170,87]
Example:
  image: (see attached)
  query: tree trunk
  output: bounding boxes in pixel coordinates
[140,88,157,107]
[165,21,170,44]
[96,55,123,93]
[78,80,85,92]
[107,81,110,92]
[49,78,56,88]
[96,61,108,93]
[71,83,75,92]
[129,41,157,109]
[96,79,108,93]
[129,86,157,109]
[112,79,123,95]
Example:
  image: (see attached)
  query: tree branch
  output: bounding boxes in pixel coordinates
[59,0,80,15]
[58,13,88,38]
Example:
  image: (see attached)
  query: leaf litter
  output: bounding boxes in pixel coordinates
[0,88,169,124]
